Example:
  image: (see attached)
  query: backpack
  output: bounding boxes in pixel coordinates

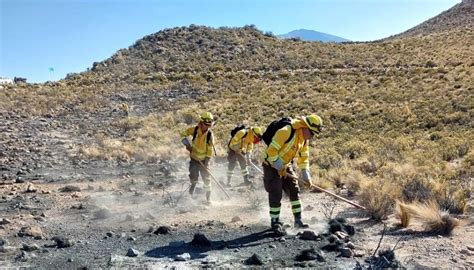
[228,125,247,146]
[261,117,295,146]
[192,126,212,144]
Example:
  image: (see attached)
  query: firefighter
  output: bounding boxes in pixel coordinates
[226,126,263,186]
[180,112,215,203]
[262,114,323,235]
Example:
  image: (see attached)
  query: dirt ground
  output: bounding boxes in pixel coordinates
[1,107,473,269]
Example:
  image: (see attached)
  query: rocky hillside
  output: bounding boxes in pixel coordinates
[387,0,473,39]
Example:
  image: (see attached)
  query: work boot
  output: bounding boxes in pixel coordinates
[242,175,253,185]
[189,183,196,196]
[271,218,287,237]
[294,217,309,229]
[206,191,211,203]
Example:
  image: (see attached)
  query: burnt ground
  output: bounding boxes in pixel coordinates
[1,90,473,269]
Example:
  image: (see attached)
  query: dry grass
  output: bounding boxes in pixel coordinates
[1,24,472,223]
[396,201,463,235]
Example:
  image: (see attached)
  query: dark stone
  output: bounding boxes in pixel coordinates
[126,248,139,257]
[344,224,356,236]
[191,233,212,247]
[245,253,264,265]
[58,185,81,192]
[298,230,319,241]
[52,236,73,248]
[295,248,326,262]
[154,226,172,235]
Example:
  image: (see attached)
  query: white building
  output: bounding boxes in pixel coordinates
[0,77,14,85]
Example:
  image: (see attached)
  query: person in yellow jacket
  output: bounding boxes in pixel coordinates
[180,112,215,203]
[226,126,263,187]
[262,114,323,235]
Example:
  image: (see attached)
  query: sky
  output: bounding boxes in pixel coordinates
[0,0,461,83]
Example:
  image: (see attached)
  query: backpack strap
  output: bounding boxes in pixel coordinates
[284,125,295,144]
[192,126,199,142]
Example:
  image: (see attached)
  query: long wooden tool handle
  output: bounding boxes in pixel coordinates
[194,158,231,199]
[249,160,264,175]
[287,174,366,210]
[309,184,366,210]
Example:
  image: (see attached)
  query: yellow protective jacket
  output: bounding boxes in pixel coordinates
[181,125,214,161]
[228,129,255,154]
[264,118,309,170]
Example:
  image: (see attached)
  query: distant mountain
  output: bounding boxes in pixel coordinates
[278,29,349,43]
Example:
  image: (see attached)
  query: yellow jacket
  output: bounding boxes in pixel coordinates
[228,129,255,154]
[181,125,214,161]
[265,118,309,170]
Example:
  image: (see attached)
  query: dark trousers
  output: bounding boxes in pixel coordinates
[189,158,211,191]
[262,163,301,219]
[227,150,249,181]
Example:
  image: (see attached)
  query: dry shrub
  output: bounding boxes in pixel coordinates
[357,177,400,221]
[344,170,369,197]
[433,180,468,214]
[396,201,462,235]
[401,177,434,203]
[354,155,384,175]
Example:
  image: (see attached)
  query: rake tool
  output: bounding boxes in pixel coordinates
[192,156,231,199]
[246,157,366,210]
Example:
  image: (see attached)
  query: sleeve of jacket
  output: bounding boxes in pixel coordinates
[180,127,195,139]
[245,138,254,154]
[266,128,290,163]
[296,140,310,170]
[229,130,245,152]
[206,132,214,158]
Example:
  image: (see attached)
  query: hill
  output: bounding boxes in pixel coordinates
[278,29,349,42]
[0,4,473,268]
[387,0,473,39]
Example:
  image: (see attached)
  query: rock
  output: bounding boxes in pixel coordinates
[304,205,314,211]
[127,236,136,241]
[59,185,81,192]
[169,240,186,247]
[245,253,264,265]
[346,242,356,250]
[231,216,241,222]
[269,244,276,248]
[191,233,212,247]
[16,250,35,262]
[18,226,43,238]
[174,252,191,261]
[93,208,112,219]
[460,249,473,256]
[16,177,25,183]
[106,231,114,237]
[335,231,349,240]
[467,246,474,252]
[298,230,319,241]
[52,236,73,248]
[0,238,7,246]
[340,248,354,258]
[22,243,40,251]
[0,218,12,225]
[295,248,326,262]
[126,248,139,257]
[26,183,37,193]
[154,226,171,235]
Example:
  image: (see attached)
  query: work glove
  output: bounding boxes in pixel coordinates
[203,157,210,167]
[273,158,287,177]
[301,169,312,188]
[181,138,192,152]
[273,158,284,171]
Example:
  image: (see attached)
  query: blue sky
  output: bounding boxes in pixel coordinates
[1,0,460,83]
